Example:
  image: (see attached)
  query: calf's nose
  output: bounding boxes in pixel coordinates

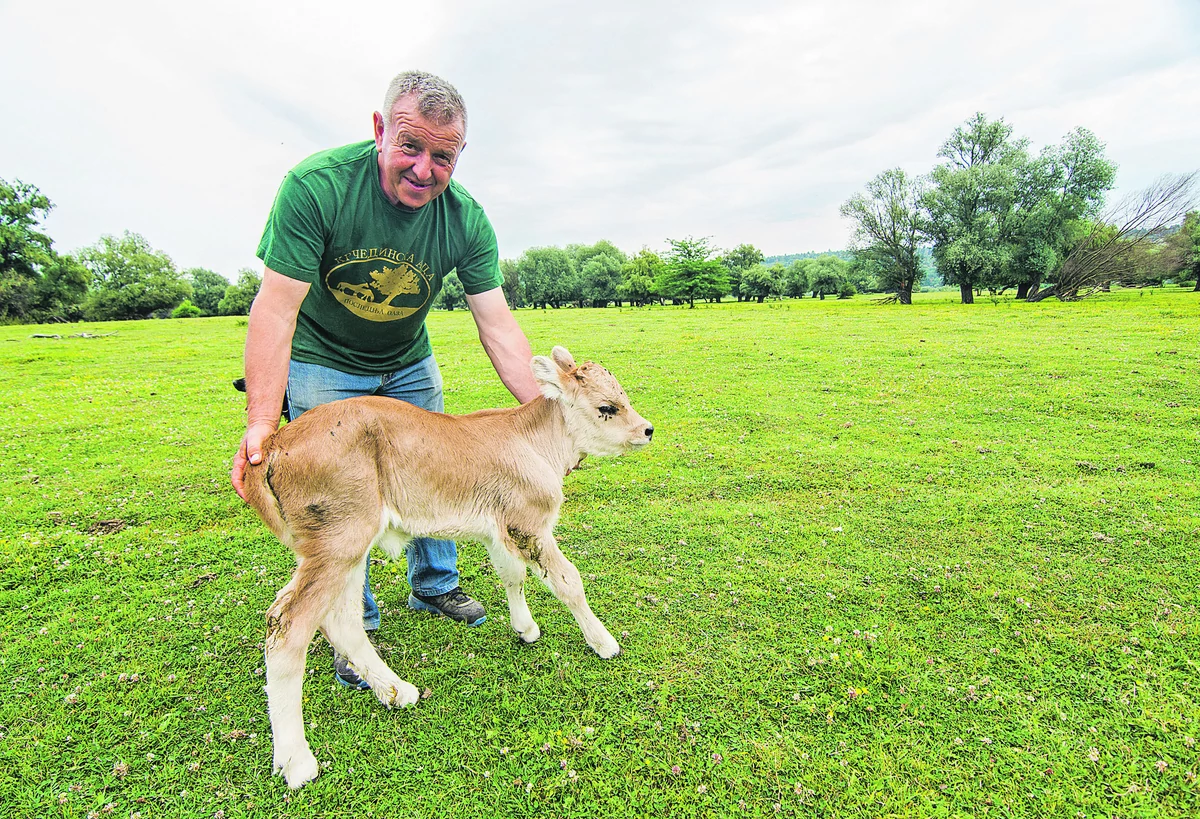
[645,425,654,440]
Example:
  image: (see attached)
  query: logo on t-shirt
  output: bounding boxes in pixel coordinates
[325,248,432,322]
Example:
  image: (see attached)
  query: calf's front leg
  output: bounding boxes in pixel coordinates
[526,530,620,659]
[485,536,540,643]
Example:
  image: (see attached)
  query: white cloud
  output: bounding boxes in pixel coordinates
[2,0,1197,272]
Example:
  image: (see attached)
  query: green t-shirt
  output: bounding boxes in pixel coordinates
[256,140,503,374]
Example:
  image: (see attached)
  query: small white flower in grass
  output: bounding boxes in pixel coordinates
[1185,736,1196,748]
[712,753,723,763]
[560,759,568,769]
[1087,747,1100,762]
[112,761,128,778]
[541,742,551,752]
[39,628,48,635]
[697,784,707,793]
[980,737,992,745]
[500,747,509,755]
[146,753,155,762]
[1156,760,1168,773]
[567,770,577,781]
[64,693,79,705]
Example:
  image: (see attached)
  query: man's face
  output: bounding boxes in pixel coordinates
[373,95,465,209]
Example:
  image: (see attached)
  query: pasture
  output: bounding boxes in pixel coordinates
[1,289,1198,818]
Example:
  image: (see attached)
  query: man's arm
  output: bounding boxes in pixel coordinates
[464,286,541,403]
[231,268,311,499]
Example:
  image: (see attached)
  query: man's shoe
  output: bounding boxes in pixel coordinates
[333,649,371,690]
[407,587,487,627]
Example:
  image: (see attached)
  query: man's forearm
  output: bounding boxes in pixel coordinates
[480,324,540,403]
[244,296,298,429]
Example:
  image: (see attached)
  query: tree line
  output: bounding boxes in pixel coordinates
[1,179,259,323]
[841,113,1200,304]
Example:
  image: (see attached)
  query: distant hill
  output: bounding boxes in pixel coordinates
[763,250,852,265]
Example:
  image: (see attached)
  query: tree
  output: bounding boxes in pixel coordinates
[922,113,1027,303]
[1029,173,1199,301]
[783,260,810,298]
[33,253,89,322]
[500,259,522,308]
[580,253,625,307]
[808,255,848,299]
[656,236,729,308]
[1,178,56,322]
[720,244,764,301]
[79,232,190,321]
[1009,128,1117,298]
[740,263,779,303]
[1164,210,1200,289]
[841,168,927,304]
[518,246,574,309]
[618,249,662,306]
[185,268,231,316]
[435,271,466,310]
[217,268,262,316]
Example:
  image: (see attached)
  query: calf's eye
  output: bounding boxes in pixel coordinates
[599,404,618,418]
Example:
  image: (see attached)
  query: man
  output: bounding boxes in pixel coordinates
[230,71,541,688]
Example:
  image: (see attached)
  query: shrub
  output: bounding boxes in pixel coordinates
[171,299,202,318]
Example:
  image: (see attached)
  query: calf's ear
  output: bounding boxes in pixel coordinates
[531,356,565,400]
[551,346,576,372]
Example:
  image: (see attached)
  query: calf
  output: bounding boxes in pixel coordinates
[241,346,653,788]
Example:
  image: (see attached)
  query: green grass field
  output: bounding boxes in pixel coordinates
[2,289,1198,818]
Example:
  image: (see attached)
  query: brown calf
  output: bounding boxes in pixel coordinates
[242,347,653,788]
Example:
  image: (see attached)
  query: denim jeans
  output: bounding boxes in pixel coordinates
[285,356,460,631]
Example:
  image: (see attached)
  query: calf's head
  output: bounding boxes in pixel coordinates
[531,346,654,456]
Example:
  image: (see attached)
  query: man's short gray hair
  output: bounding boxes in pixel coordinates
[382,71,467,132]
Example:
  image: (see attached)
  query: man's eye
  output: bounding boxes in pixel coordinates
[599,405,618,417]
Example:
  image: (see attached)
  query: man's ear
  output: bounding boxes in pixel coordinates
[372,110,385,151]
[531,356,564,400]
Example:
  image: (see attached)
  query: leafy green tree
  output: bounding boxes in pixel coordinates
[656,236,728,308]
[500,259,522,308]
[841,168,927,304]
[1166,210,1200,289]
[581,253,625,307]
[618,248,663,306]
[837,281,857,299]
[32,253,89,322]
[217,268,262,316]
[1009,128,1116,298]
[720,244,764,301]
[808,255,849,299]
[740,263,780,303]
[171,299,202,318]
[784,260,810,297]
[1,178,55,322]
[518,246,574,309]
[435,272,466,310]
[922,113,1027,303]
[80,232,190,321]
[185,268,231,316]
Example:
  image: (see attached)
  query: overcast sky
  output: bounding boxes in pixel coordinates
[3,0,1198,280]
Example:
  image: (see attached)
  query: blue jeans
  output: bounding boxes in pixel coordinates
[285,356,461,631]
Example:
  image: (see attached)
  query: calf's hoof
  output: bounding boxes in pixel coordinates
[376,677,420,709]
[274,746,319,789]
[516,622,541,644]
[591,634,621,659]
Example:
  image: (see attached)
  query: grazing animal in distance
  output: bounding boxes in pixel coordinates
[241,346,654,788]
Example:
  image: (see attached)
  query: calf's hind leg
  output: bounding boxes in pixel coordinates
[265,552,355,789]
[319,552,419,708]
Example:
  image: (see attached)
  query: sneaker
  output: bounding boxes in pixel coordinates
[407,587,487,627]
[333,649,371,690]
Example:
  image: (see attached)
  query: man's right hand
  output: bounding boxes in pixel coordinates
[231,421,278,501]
